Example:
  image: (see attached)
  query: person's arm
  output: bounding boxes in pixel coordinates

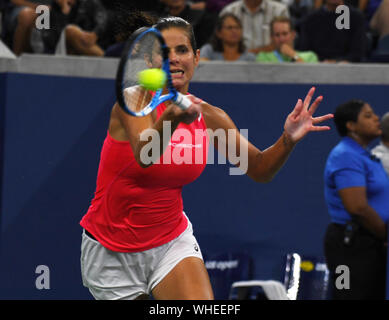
[314,0,323,8]
[202,87,333,182]
[55,0,74,14]
[110,95,203,168]
[338,187,387,240]
[11,0,40,9]
[280,44,304,62]
[358,0,369,12]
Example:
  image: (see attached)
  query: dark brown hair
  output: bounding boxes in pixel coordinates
[209,13,245,53]
[154,16,197,55]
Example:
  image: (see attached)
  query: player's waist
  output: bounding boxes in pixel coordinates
[123,203,184,227]
[82,212,188,252]
[85,229,97,241]
[84,196,185,232]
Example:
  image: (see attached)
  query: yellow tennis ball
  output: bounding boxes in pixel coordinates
[138,68,167,91]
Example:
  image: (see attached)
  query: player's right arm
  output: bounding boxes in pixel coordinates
[108,98,202,168]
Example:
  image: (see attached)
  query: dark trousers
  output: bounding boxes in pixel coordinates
[324,223,387,300]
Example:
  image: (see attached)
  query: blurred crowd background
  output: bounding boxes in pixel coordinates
[1,0,389,63]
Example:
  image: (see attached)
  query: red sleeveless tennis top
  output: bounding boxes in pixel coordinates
[80,102,208,252]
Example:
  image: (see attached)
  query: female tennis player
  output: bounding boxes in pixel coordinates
[80,16,333,300]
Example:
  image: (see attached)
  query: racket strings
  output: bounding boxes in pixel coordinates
[123,31,163,114]
[123,86,153,113]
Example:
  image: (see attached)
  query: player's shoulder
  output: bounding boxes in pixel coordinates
[201,102,227,119]
[201,102,234,130]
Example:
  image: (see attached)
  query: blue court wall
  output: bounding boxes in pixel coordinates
[0,72,388,299]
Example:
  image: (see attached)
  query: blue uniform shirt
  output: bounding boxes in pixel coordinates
[324,137,389,224]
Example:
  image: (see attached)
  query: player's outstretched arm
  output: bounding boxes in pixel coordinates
[283,87,333,143]
[202,87,333,182]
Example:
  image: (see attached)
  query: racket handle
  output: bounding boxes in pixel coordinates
[174,92,192,110]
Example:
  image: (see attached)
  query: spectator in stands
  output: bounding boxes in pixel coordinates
[32,0,108,56]
[188,0,206,10]
[358,0,381,24]
[219,0,289,54]
[280,0,315,32]
[105,9,158,58]
[199,13,255,61]
[160,0,217,49]
[314,0,381,26]
[315,0,368,9]
[194,0,236,13]
[256,16,318,63]
[98,0,121,55]
[104,0,164,58]
[369,0,389,39]
[1,0,51,55]
[323,99,389,300]
[372,112,389,175]
[297,0,367,62]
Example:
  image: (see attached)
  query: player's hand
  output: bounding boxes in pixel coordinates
[168,95,202,125]
[284,87,333,143]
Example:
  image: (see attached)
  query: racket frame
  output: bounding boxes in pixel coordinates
[116,27,190,117]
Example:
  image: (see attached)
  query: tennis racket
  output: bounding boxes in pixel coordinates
[115,26,193,117]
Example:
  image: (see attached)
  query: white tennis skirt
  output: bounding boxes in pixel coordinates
[80,218,203,300]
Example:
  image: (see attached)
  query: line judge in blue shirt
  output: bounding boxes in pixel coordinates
[324,99,389,300]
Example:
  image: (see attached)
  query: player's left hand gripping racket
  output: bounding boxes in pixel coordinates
[115,27,193,117]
